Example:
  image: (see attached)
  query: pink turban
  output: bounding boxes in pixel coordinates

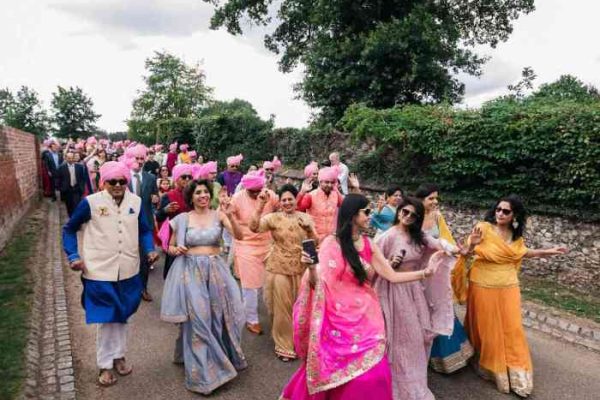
[114,141,123,149]
[99,161,130,184]
[99,139,109,146]
[86,136,97,145]
[172,164,193,182]
[304,161,319,178]
[43,139,51,146]
[204,161,217,174]
[75,142,84,150]
[188,150,197,158]
[169,142,178,152]
[263,160,274,170]
[130,144,147,158]
[191,163,204,180]
[318,166,339,182]
[227,154,243,166]
[241,169,266,190]
[154,144,163,152]
[179,144,189,151]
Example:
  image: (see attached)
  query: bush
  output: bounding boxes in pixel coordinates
[339,98,600,220]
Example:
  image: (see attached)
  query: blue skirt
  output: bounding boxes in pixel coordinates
[81,274,142,324]
[430,315,474,373]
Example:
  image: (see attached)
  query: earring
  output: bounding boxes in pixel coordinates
[512,220,519,230]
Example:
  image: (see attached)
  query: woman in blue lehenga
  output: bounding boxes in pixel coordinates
[415,184,474,374]
[371,186,403,236]
[161,179,247,394]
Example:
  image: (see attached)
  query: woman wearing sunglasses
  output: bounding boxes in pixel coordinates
[414,183,474,375]
[155,164,194,279]
[374,197,465,400]
[280,194,438,400]
[453,194,568,397]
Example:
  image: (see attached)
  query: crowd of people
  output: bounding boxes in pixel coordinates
[47,136,568,399]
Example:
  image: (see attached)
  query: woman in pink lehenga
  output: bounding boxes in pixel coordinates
[280,194,439,400]
[374,197,467,400]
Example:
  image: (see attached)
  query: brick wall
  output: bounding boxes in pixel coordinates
[0,126,40,250]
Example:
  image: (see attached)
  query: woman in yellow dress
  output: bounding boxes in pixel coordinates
[454,194,567,397]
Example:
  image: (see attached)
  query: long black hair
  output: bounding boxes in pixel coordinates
[336,193,369,285]
[414,183,439,200]
[394,197,427,248]
[484,194,527,240]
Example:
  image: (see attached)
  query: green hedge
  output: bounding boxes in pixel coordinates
[338,99,600,220]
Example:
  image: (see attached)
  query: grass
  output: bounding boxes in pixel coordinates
[521,276,600,324]
[0,209,43,400]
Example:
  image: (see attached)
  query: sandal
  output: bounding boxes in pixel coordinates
[98,369,117,387]
[113,357,133,376]
[277,355,292,362]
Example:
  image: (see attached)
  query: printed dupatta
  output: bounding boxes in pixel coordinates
[293,236,386,394]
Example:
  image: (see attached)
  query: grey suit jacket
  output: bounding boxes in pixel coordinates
[129,171,158,228]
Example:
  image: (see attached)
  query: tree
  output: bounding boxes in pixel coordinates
[507,67,537,99]
[531,75,600,103]
[51,86,101,139]
[128,51,213,143]
[0,86,49,137]
[206,0,535,121]
[193,99,274,164]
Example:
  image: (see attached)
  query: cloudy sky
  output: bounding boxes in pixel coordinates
[1,0,598,132]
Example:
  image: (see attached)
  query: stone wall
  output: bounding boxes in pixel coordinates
[0,126,40,250]
[276,169,600,293]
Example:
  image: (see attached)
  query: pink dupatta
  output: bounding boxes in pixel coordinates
[293,236,386,394]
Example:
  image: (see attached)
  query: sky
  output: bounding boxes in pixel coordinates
[1,0,599,132]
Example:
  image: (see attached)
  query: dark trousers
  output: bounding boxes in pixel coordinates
[139,251,150,291]
[163,253,175,280]
[50,176,59,200]
[62,188,82,217]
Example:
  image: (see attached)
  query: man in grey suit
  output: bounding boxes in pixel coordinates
[128,146,159,301]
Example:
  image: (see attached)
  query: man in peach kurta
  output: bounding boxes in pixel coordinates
[231,170,278,334]
[296,167,344,242]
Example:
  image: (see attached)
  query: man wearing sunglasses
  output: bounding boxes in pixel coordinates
[62,161,158,387]
[217,153,244,196]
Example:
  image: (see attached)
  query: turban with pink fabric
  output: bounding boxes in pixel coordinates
[99,161,130,184]
[154,144,163,152]
[191,163,204,180]
[188,150,197,158]
[169,142,178,152]
[226,154,243,166]
[263,156,282,171]
[204,161,217,174]
[75,142,84,150]
[172,164,193,182]
[304,161,319,178]
[318,166,339,182]
[86,136,97,145]
[179,144,189,151]
[241,169,266,190]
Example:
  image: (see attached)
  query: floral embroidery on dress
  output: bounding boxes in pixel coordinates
[328,259,337,269]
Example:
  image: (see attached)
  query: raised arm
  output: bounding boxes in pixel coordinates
[524,247,568,258]
[370,238,435,283]
[219,193,243,240]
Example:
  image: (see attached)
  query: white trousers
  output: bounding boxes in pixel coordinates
[242,288,260,324]
[96,323,128,369]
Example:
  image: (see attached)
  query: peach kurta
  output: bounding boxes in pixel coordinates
[297,188,343,242]
[231,189,278,289]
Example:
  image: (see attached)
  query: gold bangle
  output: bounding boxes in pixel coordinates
[421,270,426,279]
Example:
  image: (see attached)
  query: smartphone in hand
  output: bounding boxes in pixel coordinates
[302,239,319,264]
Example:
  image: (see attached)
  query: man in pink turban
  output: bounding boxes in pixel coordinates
[230,170,278,334]
[303,161,320,192]
[155,163,193,279]
[297,166,359,241]
[197,161,221,209]
[218,154,244,196]
[178,144,191,164]
[63,160,158,386]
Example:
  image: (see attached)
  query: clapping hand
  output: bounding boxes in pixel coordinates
[258,188,269,205]
[300,179,313,194]
[220,192,233,216]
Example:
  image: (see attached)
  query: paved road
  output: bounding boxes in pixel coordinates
[64,259,600,400]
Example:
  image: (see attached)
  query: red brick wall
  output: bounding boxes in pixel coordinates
[0,126,40,250]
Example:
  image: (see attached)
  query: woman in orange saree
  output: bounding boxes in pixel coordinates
[280,194,440,400]
[453,195,567,397]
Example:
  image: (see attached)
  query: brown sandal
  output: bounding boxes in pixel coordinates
[113,357,133,376]
[98,369,117,387]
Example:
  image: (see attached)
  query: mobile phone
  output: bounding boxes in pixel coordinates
[302,239,319,264]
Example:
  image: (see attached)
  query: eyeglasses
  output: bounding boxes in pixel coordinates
[400,208,417,219]
[360,208,372,216]
[106,179,127,186]
[264,168,274,172]
[180,175,193,180]
[230,165,239,169]
[495,207,513,216]
[135,157,145,161]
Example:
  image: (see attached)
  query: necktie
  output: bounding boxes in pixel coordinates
[134,173,141,196]
[69,165,76,187]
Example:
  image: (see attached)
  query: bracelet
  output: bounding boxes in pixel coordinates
[421,270,426,279]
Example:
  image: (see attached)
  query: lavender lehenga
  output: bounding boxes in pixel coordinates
[374,227,455,400]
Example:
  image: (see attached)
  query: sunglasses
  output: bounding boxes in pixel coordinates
[264,168,274,172]
[360,208,372,216]
[180,175,193,180]
[135,157,145,161]
[495,207,513,216]
[400,208,417,219]
[230,165,239,169]
[106,179,127,186]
